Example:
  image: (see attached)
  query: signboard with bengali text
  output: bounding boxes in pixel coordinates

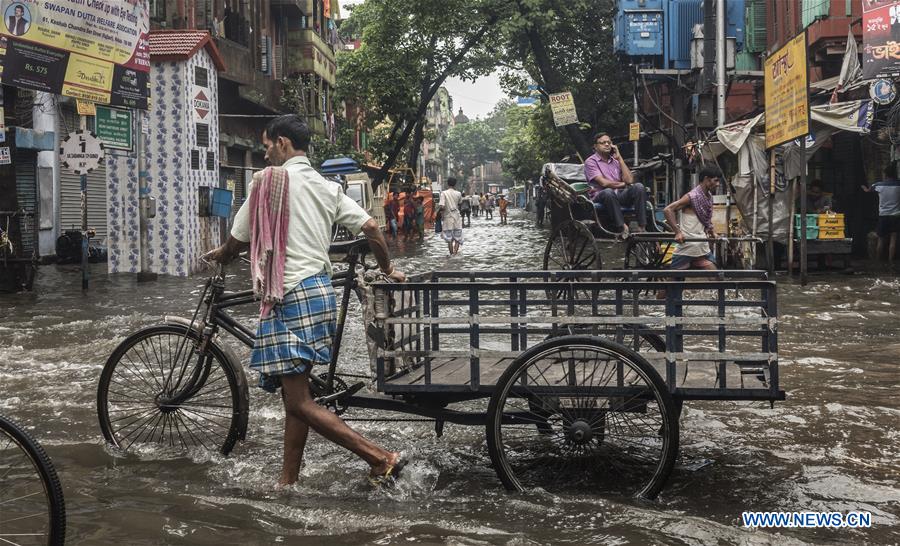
[0,0,150,109]
[96,105,132,150]
[862,0,900,79]
[764,31,809,149]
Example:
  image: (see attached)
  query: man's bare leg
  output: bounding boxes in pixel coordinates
[281,373,398,476]
[890,233,898,263]
[280,408,310,485]
[878,236,886,261]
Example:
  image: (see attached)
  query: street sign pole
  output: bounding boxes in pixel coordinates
[79,115,88,290]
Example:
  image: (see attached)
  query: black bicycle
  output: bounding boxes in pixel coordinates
[0,414,66,545]
[96,240,368,455]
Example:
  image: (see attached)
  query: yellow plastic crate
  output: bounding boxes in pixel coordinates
[818,213,845,228]
[818,228,845,239]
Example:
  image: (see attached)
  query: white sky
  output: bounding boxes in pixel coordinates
[337,0,508,119]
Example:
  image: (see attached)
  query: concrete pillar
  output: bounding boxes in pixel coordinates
[33,92,58,257]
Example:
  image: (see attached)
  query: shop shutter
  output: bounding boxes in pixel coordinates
[58,105,108,242]
[14,149,37,256]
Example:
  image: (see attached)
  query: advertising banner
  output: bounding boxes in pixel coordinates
[764,31,809,149]
[0,0,150,109]
[862,0,900,79]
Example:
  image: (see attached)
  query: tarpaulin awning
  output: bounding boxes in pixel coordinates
[710,99,874,154]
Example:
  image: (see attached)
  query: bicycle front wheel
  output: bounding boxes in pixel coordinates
[97,324,249,455]
[0,414,66,545]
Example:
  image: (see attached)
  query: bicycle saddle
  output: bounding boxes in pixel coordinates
[329,237,370,256]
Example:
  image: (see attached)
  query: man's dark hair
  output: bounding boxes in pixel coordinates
[698,165,723,182]
[447,177,457,187]
[14,5,23,13]
[593,132,610,144]
[264,114,310,152]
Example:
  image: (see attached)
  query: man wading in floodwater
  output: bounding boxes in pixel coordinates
[205,114,407,487]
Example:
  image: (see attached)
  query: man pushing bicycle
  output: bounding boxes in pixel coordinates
[204,114,407,487]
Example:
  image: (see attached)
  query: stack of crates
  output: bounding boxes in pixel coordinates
[794,214,819,239]
[817,212,845,239]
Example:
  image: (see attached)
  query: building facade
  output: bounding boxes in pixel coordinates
[419,87,454,185]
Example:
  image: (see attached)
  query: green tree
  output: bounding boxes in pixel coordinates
[498,103,569,183]
[337,0,500,186]
[494,0,633,158]
[446,120,501,187]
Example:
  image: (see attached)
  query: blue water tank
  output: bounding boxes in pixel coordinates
[614,0,665,57]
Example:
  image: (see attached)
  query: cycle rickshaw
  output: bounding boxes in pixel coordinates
[540,163,758,272]
[97,240,782,500]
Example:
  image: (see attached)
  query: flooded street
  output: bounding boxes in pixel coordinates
[1,209,898,544]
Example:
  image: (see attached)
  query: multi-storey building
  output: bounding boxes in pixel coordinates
[420,87,455,186]
[149,0,340,203]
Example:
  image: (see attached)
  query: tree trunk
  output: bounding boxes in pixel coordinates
[407,117,427,181]
[520,5,591,159]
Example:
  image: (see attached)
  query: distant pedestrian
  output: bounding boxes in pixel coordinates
[439,178,464,255]
[498,195,509,224]
[459,191,472,227]
[862,163,900,263]
[388,193,401,238]
[384,200,397,238]
[535,183,546,227]
[414,195,426,240]
[485,194,494,219]
[403,196,415,238]
[479,194,486,217]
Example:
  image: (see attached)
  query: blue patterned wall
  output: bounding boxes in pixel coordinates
[106,50,221,276]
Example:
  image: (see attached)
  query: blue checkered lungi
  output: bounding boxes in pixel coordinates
[250,271,336,392]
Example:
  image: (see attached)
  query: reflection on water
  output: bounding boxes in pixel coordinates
[0,209,898,544]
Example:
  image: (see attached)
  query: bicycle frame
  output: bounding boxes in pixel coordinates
[163,246,366,403]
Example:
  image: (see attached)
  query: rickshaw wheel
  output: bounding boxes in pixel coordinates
[542,220,602,270]
[486,336,678,500]
[624,239,671,269]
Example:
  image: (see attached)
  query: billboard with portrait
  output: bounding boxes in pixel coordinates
[0,0,150,109]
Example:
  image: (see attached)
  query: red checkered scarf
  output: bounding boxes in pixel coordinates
[688,184,714,232]
[249,166,290,318]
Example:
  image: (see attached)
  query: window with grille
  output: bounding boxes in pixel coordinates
[191,150,200,170]
[206,151,215,171]
[195,66,209,88]
[196,123,210,148]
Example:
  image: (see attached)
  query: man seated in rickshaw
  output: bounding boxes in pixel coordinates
[664,166,721,271]
[583,133,647,236]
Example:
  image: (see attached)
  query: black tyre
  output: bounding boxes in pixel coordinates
[486,336,678,499]
[624,240,673,270]
[542,220,602,271]
[0,414,66,545]
[97,325,249,455]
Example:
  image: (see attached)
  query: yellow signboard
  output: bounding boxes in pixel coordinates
[629,122,640,141]
[549,92,578,127]
[764,31,809,149]
[76,99,96,116]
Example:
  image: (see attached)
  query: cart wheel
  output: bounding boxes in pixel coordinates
[97,325,250,456]
[486,335,678,499]
[624,239,672,269]
[543,220,602,271]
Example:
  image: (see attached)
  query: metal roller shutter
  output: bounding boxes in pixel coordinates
[58,105,108,241]
[14,148,37,256]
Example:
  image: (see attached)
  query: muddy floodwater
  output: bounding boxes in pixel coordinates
[1,210,898,544]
